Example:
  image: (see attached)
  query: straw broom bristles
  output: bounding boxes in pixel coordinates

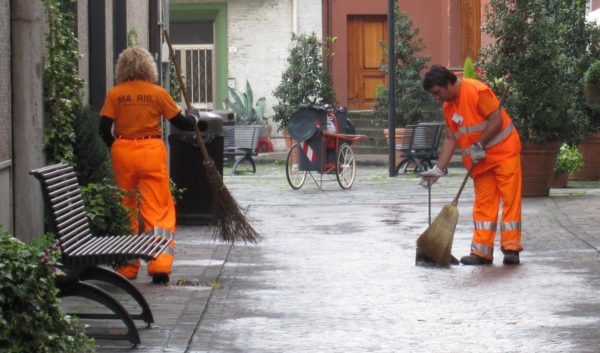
[416,202,458,267]
[203,158,261,243]
[164,29,260,243]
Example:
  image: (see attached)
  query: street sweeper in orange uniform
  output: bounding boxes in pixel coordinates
[420,65,523,265]
[100,46,199,283]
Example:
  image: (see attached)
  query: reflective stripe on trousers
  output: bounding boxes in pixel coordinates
[470,154,523,260]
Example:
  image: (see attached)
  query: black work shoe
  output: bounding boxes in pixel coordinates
[152,273,170,284]
[503,251,520,265]
[460,253,493,265]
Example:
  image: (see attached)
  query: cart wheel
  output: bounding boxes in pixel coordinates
[286,143,307,189]
[336,144,356,189]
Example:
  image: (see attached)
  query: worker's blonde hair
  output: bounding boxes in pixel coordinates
[115,46,157,84]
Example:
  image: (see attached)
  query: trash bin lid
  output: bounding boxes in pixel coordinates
[287,108,320,142]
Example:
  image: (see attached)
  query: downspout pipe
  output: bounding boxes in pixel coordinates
[388,0,397,177]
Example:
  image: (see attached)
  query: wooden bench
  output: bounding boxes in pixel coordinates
[30,163,172,347]
[395,122,445,174]
[223,124,262,174]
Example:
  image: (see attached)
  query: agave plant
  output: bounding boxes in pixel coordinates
[223,80,266,125]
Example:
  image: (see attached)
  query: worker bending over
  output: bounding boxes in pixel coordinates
[420,65,523,265]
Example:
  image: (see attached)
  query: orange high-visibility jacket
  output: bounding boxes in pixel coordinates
[443,79,521,176]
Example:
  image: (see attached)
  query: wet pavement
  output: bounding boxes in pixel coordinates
[80,160,600,353]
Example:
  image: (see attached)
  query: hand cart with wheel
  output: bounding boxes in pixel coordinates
[285,104,370,190]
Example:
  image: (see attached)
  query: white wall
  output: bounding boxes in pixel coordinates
[127,0,150,49]
[226,0,321,148]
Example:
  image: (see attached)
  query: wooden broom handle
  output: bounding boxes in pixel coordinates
[162,30,212,162]
[450,83,510,206]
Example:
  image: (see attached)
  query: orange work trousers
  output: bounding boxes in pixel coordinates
[111,138,176,278]
[470,155,523,260]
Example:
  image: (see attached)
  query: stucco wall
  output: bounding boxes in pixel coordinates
[78,0,90,105]
[11,1,45,242]
[0,0,11,232]
[127,0,150,49]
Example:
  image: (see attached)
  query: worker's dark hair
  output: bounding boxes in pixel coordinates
[423,65,457,91]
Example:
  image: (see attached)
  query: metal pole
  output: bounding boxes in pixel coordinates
[387,0,397,177]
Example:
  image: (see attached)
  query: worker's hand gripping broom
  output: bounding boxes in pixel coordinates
[416,85,509,266]
[163,30,260,243]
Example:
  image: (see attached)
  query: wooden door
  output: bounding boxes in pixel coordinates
[460,0,481,62]
[347,15,387,110]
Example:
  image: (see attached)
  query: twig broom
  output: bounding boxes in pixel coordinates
[416,85,509,266]
[416,167,472,266]
[163,30,260,243]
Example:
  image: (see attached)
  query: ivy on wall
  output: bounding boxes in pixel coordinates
[42,0,83,163]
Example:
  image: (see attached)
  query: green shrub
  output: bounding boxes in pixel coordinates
[80,183,132,236]
[73,106,132,236]
[554,144,584,174]
[480,0,594,145]
[584,60,600,110]
[272,32,335,132]
[0,228,94,352]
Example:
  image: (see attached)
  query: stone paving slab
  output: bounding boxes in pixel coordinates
[84,164,600,352]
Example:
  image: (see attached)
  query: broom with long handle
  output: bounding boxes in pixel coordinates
[163,30,260,243]
[416,85,509,266]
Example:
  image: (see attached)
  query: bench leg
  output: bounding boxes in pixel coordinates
[232,153,256,174]
[80,267,154,326]
[58,280,141,347]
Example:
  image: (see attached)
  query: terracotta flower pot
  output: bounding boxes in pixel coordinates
[569,131,600,181]
[550,172,569,188]
[520,141,561,197]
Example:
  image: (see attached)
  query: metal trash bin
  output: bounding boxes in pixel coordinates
[169,111,223,225]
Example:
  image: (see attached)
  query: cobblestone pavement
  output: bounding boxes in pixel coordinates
[87,162,600,353]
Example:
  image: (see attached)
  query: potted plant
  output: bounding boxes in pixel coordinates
[373,4,441,163]
[551,144,584,188]
[272,32,335,147]
[479,0,595,196]
[572,59,600,180]
[223,79,266,126]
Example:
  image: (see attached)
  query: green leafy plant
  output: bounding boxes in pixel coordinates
[373,4,441,127]
[463,56,481,80]
[272,32,335,131]
[224,80,266,125]
[80,183,132,236]
[0,228,94,352]
[42,0,83,163]
[127,28,139,47]
[479,0,597,145]
[554,144,584,174]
